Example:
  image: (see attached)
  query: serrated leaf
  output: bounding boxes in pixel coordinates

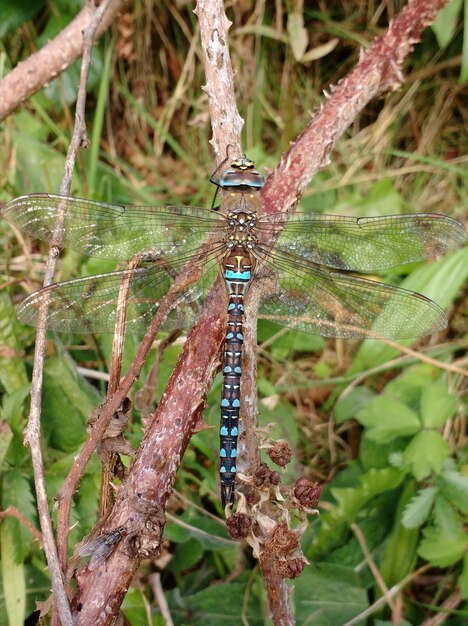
[356,396,420,443]
[0,292,28,392]
[287,13,308,61]
[420,381,458,428]
[42,356,100,452]
[404,431,450,480]
[0,525,25,626]
[1,470,37,563]
[402,486,437,528]
[438,469,468,513]
[0,421,13,469]
[418,526,467,567]
[1,384,30,434]
[433,494,461,539]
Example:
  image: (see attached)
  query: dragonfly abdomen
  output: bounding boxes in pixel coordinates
[219,248,254,508]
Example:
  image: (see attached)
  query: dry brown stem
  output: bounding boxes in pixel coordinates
[21,3,119,624]
[0,0,127,122]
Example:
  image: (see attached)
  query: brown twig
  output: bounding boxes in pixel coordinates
[195,0,244,161]
[0,0,127,123]
[0,506,43,546]
[98,257,141,518]
[260,0,449,218]
[21,3,117,625]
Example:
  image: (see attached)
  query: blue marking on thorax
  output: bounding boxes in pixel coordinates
[225,270,251,280]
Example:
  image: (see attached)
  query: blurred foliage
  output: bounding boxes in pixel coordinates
[0,1,467,625]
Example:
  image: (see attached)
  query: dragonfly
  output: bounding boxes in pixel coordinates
[2,157,467,508]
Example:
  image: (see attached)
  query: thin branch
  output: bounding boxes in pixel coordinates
[21,3,116,625]
[0,506,43,545]
[260,0,449,218]
[383,339,468,377]
[0,0,127,122]
[351,522,400,619]
[195,0,244,161]
[148,573,174,626]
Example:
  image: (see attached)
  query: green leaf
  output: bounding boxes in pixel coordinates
[294,563,368,625]
[420,381,458,428]
[287,13,308,61]
[168,579,263,626]
[0,385,30,432]
[403,431,450,480]
[431,0,463,48]
[438,469,468,514]
[460,552,468,600]
[1,470,37,563]
[359,437,405,471]
[418,526,467,567]
[170,538,203,572]
[0,293,28,392]
[402,486,437,528]
[380,482,420,589]
[330,468,405,522]
[334,386,375,424]
[356,396,421,443]
[165,513,235,551]
[42,356,101,452]
[0,0,44,37]
[385,364,438,407]
[0,525,25,626]
[433,494,461,539]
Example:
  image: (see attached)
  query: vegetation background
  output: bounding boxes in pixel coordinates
[0,0,467,624]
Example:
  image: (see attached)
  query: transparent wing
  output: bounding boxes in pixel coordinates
[2,194,225,260]
[258,212,467,272]
[255,247,447,339]
[17,247,224,334]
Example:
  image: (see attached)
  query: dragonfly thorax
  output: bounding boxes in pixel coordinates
[218,157,265,190]
[224,210,258,249]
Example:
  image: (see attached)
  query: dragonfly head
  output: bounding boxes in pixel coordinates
[218,156,265,191]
